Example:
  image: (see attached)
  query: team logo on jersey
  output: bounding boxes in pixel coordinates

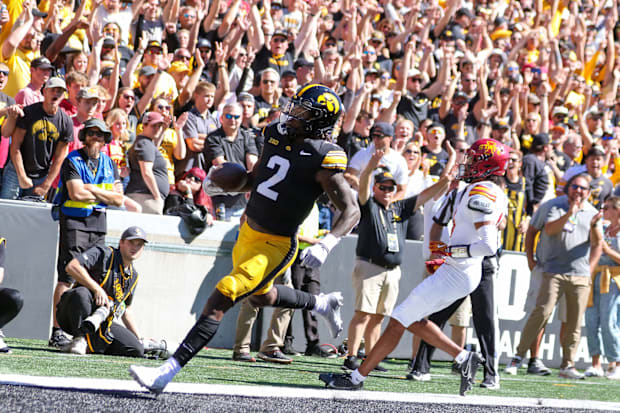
[32,119,60,142]
[268,137,279,146]
[317,92,340,113]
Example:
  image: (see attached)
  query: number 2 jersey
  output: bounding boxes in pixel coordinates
[436,180,507,278]
[245,123,347,236]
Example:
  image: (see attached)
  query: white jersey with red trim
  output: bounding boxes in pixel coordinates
[445,180,507,277]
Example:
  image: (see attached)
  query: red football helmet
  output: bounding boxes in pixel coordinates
[457,138,510,182]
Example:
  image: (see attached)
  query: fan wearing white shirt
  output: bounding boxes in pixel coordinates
[345,122,408,200]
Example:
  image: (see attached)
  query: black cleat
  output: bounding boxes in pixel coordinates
[457,351,485,396]
[319,372,363,390]
[342,355,361,371]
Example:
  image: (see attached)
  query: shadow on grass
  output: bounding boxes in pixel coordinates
[10,345,61,354]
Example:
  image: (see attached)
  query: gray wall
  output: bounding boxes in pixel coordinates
[0,200,592,368]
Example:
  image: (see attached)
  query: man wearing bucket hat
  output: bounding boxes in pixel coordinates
[50,117,124,348]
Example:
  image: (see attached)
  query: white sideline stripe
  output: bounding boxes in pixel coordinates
[0,373,619,411]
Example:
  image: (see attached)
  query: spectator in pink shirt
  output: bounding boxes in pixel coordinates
[68,88,102,153]
[14,57,53,106]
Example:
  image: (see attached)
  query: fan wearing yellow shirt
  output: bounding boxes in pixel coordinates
[121,39,178,116]
[135,97,187,185]
[1,3,42,99]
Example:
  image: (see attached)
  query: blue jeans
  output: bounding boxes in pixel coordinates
[0,160,47,200]
[585,273,620,362]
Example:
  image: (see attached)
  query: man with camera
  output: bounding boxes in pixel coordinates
[50,118,124,348]
[57,226,148,357]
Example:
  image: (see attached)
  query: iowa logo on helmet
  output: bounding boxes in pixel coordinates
[317,92,340,114]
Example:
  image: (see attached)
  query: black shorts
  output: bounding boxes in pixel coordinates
[56,227,105,283]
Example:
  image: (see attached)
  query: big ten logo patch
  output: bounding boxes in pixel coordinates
[317,93,340,113]
[32,119,59,142]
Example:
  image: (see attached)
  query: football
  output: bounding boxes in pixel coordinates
[209,162,248,192]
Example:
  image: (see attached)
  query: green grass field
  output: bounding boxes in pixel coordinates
[1,338,619,403]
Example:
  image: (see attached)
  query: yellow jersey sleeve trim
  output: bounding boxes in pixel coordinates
[321,150,347,171]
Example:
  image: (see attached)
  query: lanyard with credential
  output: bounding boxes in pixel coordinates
[379,204,400,253]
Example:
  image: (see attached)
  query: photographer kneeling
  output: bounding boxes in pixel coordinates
[57,226,151,357]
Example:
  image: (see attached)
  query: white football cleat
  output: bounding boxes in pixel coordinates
[314,292,344,338]
[61,336,87,355]
[129,364,171,395]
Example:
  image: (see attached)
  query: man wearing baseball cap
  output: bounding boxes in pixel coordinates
[1,77,73,201]
[51,116,123,348]
[346,122,409,201]
[342,146,452,373]
[251,29,295,75]
[68,88,103,153]
[57,226,148,356]
[15,56,53,106]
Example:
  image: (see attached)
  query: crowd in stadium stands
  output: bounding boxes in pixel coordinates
[0,0,619,379]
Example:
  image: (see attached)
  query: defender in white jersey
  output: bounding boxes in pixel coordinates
[319,138,510,396]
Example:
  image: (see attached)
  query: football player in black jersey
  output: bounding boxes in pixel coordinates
[130,84,360,394]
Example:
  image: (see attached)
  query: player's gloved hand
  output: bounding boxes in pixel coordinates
[425,258,445,274]
[202,167,241,196]
[429,241,451,257]
[300,234,340,268]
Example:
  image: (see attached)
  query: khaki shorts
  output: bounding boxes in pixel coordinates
[526,266,567,323]
[448,295,472,327]
[352,258,401,316]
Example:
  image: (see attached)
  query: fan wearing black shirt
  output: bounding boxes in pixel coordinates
[1,78,73,200]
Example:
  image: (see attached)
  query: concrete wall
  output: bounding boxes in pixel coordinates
[0,200,592,368]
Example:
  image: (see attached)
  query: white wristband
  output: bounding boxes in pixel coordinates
[448,245,470,258]
[319,233,340,252]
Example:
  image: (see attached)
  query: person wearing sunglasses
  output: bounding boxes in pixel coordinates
[134,97,188,187]
[204,102,258,222]
[254,68,287,128]
[507,173,603,380]
[51,117,123,351]
[326,135,478,392]
[250,29,295,75]
[561,145,612,210]
[123,40,179,115]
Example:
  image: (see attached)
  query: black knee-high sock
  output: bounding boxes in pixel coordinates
[173,316,220,366]
[273,285,316,310]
